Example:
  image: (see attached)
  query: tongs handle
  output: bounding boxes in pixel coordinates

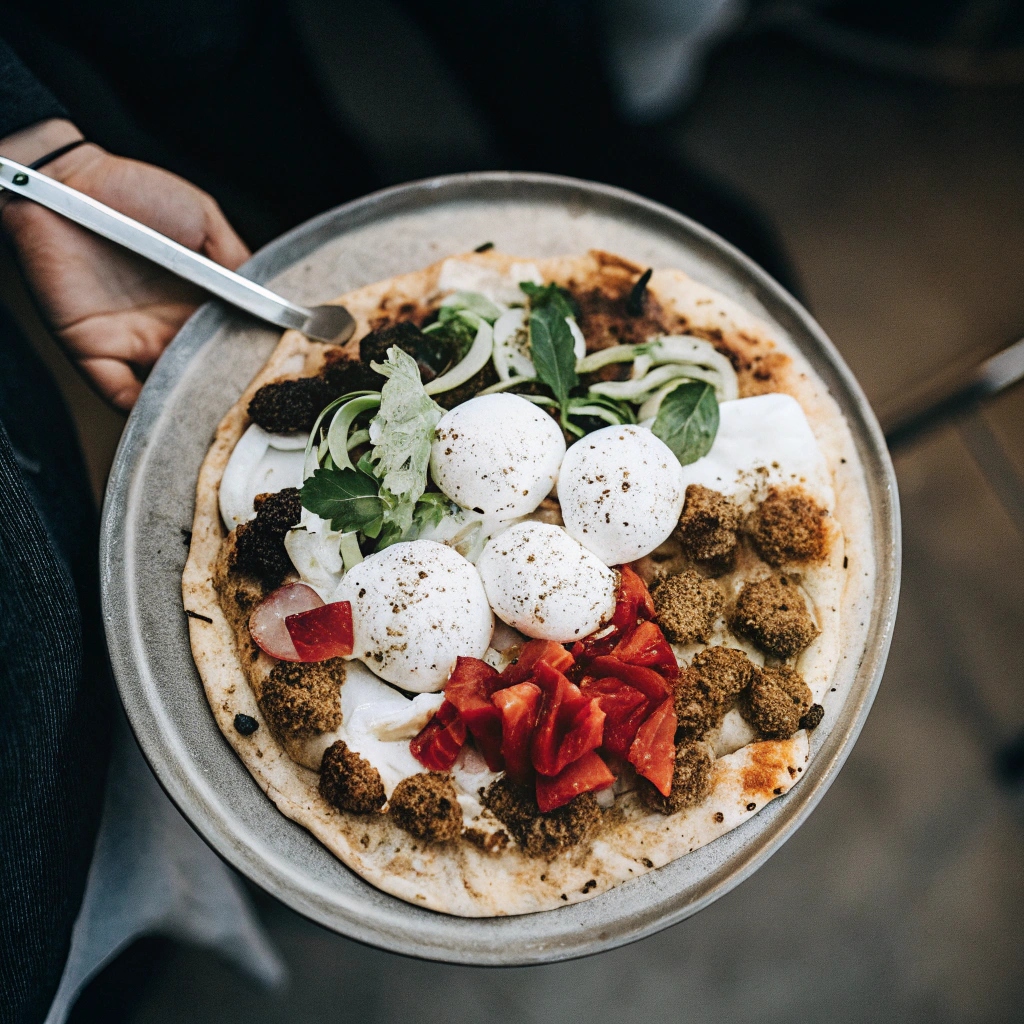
[0,157,312,332]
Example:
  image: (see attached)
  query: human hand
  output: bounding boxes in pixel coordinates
[1,123,250,410]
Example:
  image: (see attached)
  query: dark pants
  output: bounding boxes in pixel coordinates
[0,310,111,1024]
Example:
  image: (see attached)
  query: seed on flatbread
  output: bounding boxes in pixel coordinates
[233,713,259,736]
[799,703,825,731]
[730,574,819,659]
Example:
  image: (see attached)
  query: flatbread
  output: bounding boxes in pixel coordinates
[182,250,874,916]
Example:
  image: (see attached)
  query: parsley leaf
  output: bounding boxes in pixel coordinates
[520,281,579,427]
[651,381,719,466]
[301,467,384,532]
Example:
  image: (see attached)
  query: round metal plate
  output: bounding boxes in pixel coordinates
[100,172,900,966]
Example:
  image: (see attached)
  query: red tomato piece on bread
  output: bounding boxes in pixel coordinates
[611,564,656,631]
[493,681,542,785]
[586,656,671,702]
[499,639,573,687]
[628,697,677,796]
[611,620,678,679]
[410,699,467,771]
[531,660,605,777]
[445,657,505,771]
[535,751,615,813]
[580,677,650,759]
[285,601,353,661]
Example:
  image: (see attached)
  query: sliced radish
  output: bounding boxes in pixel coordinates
[249,583,323,661]
[285,601,354,661]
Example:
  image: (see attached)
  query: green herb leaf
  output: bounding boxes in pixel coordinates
[422,310,479,364]
[374,517,405,550]
[651,381,719,466]
[411,492,453,532]
[440,291,504,324]
[301,467,384,533]
[367,347,444,540]
[520,282,579,424]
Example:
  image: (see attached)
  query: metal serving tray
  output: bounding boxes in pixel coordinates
[100,172,900,966]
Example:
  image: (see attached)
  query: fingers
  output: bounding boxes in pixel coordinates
[78,356,143,412]
[57,151,251,268]
[60,304,197,412]
[200,195,251,271]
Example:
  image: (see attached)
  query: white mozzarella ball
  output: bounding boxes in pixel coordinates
[335,540,492,692]
[477,522,617,642]
[558,424,684,565]
[430,394,566,522]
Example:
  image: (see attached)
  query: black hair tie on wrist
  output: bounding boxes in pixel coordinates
[28,138,89,170]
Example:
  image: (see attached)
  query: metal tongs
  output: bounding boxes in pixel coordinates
[0,157,356,344]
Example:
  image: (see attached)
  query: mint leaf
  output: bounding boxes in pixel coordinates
[521,282,579,423]
[652,381,719,466]
[301,467,384,532]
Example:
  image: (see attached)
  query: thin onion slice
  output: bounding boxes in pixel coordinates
[249,582,324,661]
[423,319,494,395]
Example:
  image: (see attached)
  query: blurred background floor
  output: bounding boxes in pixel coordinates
[6,7,1023,1022]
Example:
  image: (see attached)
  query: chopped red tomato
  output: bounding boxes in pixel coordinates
[410,700,467,771]
[499,639,573,687]
[492,682,542,785]
[535,751,616,812]
[557,699,606,771]
[570,565,660,667]
[628,697,677,796]
[611,564,656,631]
[531,660,605,776]
[586,656,671,702]
[284,601,354,661]
[611,620,678,679]
[444,657,504,771]
[580,677,650,759]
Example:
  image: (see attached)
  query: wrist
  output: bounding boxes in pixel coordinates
[0,118,84,166]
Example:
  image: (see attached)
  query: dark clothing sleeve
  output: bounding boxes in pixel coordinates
[0,309,111,1024]
[0,36,68,140]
